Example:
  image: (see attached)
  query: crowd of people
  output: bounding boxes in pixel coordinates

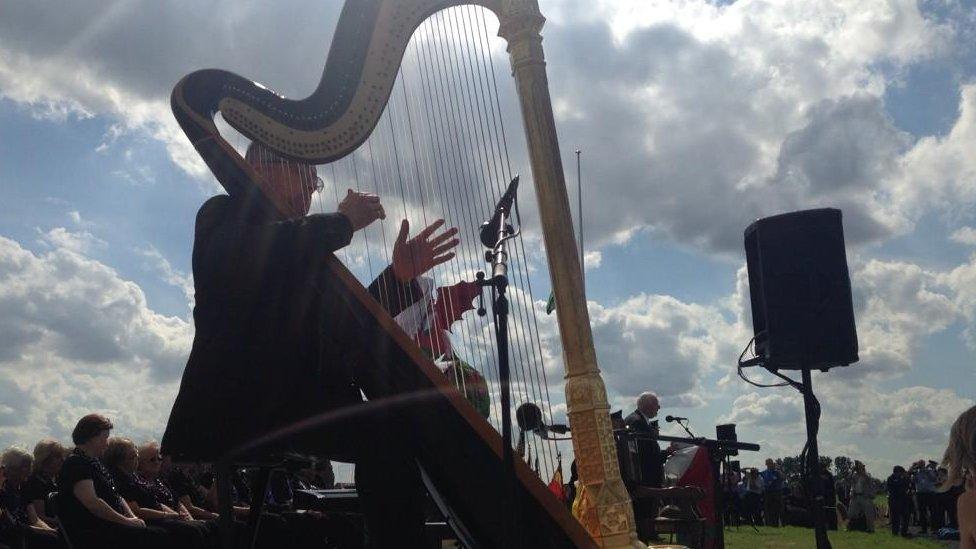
[0,414,339,549]
[717,451,973,543]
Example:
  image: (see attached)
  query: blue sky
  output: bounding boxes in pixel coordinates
[1,0,974,482]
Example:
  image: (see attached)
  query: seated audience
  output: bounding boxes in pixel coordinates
[163,462,218,520]
[57,414,168,549]
[943,405,975,549]
[0,446,62,548]
[23,439,65,527]
[102,437,212,549]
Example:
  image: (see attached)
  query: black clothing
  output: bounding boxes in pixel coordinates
[57,450,125,532]
[162,194,422,460]
[110,467,161,511]
[165,467,202,506]
[0,487,27,526]
[887,473,910,536]
[623,410,664,487]
[162,192,427,547]
[143,475,178,510]
[21,473,56,519]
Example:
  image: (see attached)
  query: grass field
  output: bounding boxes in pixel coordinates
[723,526,957,548]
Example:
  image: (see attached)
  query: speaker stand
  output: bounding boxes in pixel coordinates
[799,369,832,549]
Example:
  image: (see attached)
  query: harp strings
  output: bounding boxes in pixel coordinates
[234,6,561,479]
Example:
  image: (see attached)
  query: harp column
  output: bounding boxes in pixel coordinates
[496,2,641,547]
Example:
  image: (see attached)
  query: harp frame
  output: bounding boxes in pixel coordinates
[171,0,640,546]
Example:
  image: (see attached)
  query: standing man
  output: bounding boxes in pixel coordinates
[914,459,938,534]
[760,459,785,527]
[162,142,459,548]
[886,466,912,537]
[624,392,666,542]
[847,461,876,532]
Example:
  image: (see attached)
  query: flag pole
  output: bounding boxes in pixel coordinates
[576,149,583,296]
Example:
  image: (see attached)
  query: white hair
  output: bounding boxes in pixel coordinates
[637,392,659,414]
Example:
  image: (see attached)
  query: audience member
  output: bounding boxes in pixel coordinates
[57,414,168,549]
[914,459,939,534]
[23,440,65,527]
[886,465,911,537]
[847,461,876,532]
[102,437,212,549]
[0,446,62,548]
[760,459,784,527]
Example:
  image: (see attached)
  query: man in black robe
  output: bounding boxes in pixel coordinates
[161,142,458,547]
[624,392,666,542]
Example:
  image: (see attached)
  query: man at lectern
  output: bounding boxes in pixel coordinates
[624,392,667,540]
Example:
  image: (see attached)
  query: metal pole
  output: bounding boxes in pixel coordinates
[801,369,832,549]
[576,149,583,293]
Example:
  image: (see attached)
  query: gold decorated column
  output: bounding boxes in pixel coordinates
[495,1,642,546]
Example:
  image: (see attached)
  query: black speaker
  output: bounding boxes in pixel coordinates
[744,208,858,370]
[716,423,738,457]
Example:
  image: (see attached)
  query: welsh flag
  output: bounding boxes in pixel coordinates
[548,461,566,503]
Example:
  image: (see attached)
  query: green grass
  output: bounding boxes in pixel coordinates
[724,526,953,548]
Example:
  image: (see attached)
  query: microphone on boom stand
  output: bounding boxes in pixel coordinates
[480,176,520,249]
[477,175,521,547]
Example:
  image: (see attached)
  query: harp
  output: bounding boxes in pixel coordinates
[171,0,640,546]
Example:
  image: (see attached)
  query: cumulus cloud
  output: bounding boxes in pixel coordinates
[0,235,192,377]
[37,227,107,255]
[0,234,191,448]
[950,226,976,246]
[0,0,966,255]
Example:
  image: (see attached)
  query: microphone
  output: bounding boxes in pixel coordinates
[665,415,688,423]
[480,175,520,248]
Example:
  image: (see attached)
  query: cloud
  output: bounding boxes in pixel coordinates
[0,235,192,378]
[950,226,976,246]
[585,293,743,406]
[137,246,195,310]
[37,227,107,255]
[0,0,964,257]
[0,234,191,449]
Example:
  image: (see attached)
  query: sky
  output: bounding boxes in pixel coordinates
[0,0,974,482]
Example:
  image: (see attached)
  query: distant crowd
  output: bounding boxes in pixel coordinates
[0,414,339,549]
[722,456,965,539]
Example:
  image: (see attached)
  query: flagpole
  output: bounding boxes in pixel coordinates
[576,149,583,296]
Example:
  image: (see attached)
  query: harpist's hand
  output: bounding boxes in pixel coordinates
[338,189,385,231]
[392,219,459,281]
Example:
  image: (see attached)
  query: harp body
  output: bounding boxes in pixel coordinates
[171,0,640,546]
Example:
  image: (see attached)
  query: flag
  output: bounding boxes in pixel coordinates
[548,461,566,502]
[545,291,556,315]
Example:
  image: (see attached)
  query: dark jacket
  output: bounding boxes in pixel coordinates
[624,409,664,487]
[162,193,420,461]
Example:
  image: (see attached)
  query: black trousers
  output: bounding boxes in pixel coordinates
[68,521,170,549]
[148,518,216,549]
[889,497,910,536]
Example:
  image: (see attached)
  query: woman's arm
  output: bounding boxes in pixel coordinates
[28,498,57,525]
[73,480,142,527]
[127,500,180,521]
[24,502,54,530]
[178,494,218,520]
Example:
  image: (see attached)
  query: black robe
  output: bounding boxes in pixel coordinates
[624,409,665,488]
[161,192,421,462]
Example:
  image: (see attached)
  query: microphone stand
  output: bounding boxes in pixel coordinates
[672,418,697,439]
[477,191,521,547]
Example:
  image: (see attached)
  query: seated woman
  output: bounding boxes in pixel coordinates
[162,462,219,521]
[102,438,212,549]
[23,439,65,527]
[0,446,62,548]
[57,414,168,549]
[944,405,975,549]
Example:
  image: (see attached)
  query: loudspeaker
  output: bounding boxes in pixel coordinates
[716,423,738,457]
[744,208,858,370]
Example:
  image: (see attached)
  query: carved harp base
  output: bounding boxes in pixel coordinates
[566,374,645,548]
